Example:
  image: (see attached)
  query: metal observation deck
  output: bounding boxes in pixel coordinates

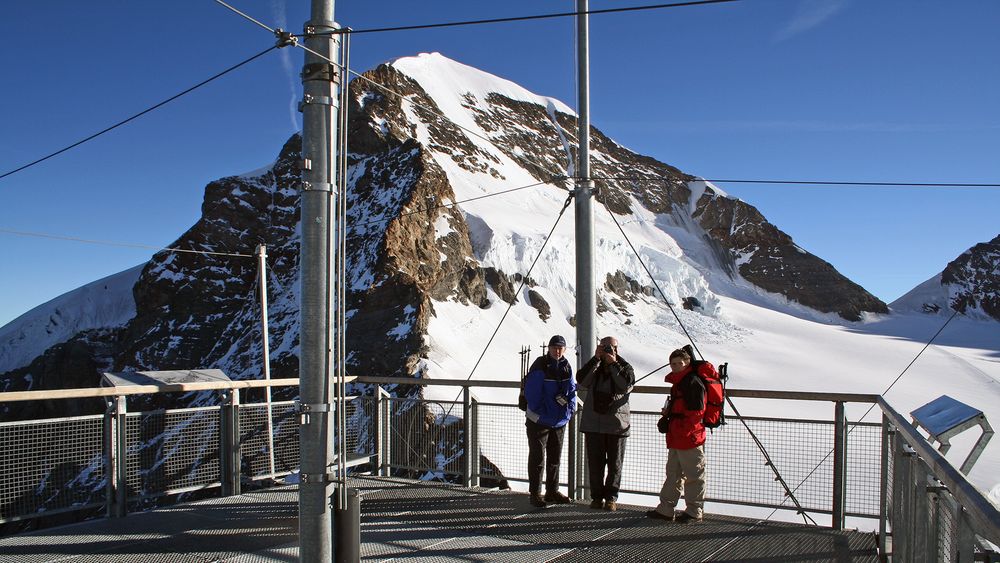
[1,476,879,562]
[1,375,998,562]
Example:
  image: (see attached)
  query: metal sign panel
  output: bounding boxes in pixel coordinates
[101,369,231,388]
[910,395,982,438]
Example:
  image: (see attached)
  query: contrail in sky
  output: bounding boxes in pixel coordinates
[271,0,300,132]
[773,0,847,42]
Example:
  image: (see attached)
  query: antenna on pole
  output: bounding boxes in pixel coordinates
[255,244,275,479]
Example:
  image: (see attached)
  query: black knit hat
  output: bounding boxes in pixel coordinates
[548,335,567,347]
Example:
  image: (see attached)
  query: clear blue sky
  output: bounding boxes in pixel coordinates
[1,1,998,327]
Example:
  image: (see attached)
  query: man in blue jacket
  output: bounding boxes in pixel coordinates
[524,335,576,507]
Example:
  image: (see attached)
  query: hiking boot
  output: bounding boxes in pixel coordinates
[646,509,673,522]
[604,500,618,511]
[675,512,703,524]
[589,499,604,509]
[529,493,547,507]
[544,490,571,504]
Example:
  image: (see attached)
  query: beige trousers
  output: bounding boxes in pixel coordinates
[654,445,705,518]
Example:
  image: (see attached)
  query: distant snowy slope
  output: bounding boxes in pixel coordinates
[0,265,141,374]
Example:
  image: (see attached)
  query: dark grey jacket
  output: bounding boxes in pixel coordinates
[576,354,635,436]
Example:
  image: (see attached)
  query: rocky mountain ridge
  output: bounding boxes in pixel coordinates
[2,53,904,418]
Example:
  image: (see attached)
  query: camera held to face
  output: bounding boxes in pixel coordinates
[603,344,614,354]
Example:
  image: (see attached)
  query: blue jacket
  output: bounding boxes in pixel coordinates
[524,354,575,428]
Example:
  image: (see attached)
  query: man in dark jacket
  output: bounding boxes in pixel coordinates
[577,336,635,511]
[524,335,576,507]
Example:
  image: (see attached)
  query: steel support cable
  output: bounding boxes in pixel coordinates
[601,204,816,524]
[0,228,254,258]
[762,307,963,522]
[602,206,702,359]
[0,46,278,182]
[587,175,1000,189]
[442,194,576,420]
[304,0,741,36]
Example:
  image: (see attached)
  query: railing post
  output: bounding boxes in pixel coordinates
[879,414,892,557]
[568,409,582,500]
[832,401,847,530]
[104,394,128,518]
[470,395,480,488]
[376,386,391,477]
[956,505,976,563]
[912,461,931,563]
[463,386,473,488]
[219,389,241,496]
[900,444,916,563]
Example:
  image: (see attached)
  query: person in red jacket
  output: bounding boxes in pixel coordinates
[647,346,714,523]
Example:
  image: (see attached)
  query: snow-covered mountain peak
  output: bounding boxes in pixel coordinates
[391,52,575,117]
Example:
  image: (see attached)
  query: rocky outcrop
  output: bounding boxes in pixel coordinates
[943,235,1000,321]
[694,192,888,321]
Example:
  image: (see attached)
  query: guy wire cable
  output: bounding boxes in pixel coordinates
[0,45,278,182]
[601,202,817,524]
[601,204,702,359]
[305,1,741,36]
[588,174,1000,189]
[441,194,576,421]
[761,306,963,522]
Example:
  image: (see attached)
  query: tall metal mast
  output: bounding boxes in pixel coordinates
[572,0,596,502]
[575,0,596,371]
[298,0,340,559]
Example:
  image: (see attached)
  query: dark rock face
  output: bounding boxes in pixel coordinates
[527,290,551,321]
[942,234,1000,321]
[694,193,888,321]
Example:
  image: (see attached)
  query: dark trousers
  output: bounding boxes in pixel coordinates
[525,419,566,494]
[585,432,627,502]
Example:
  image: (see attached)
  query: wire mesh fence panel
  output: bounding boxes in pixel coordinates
[385,397,465,481]
[846,422,882,517]
[936,488,960,562]
[240,401,299,479]
[124,407,221,500]
[698,417,834,511]
[475,403,566,487]
[620,411,668,494]
[0,415,105,523]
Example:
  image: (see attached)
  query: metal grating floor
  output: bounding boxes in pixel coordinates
[0,476,879,562]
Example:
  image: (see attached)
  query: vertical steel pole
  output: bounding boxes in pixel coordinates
[299,0,339,559]
[471,396,481,488]
[113,395,127,518]
[220,389,241,496]
[879,414,891,556]
[256,244,276,478]
[832,401,847,530]
[463,386,473,488]
[572,0,595,502]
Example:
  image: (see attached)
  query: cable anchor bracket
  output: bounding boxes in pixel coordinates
[274,28,298,48]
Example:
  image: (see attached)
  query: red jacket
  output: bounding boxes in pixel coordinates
[664,362,716,449]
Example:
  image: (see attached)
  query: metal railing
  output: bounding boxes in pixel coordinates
[2,377,999,561]
[0,379,371,524]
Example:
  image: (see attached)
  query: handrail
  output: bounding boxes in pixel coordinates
[0,375,880,404]
[0,377,304,402]
[878,396,1000,544]
[353,376,880,403]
